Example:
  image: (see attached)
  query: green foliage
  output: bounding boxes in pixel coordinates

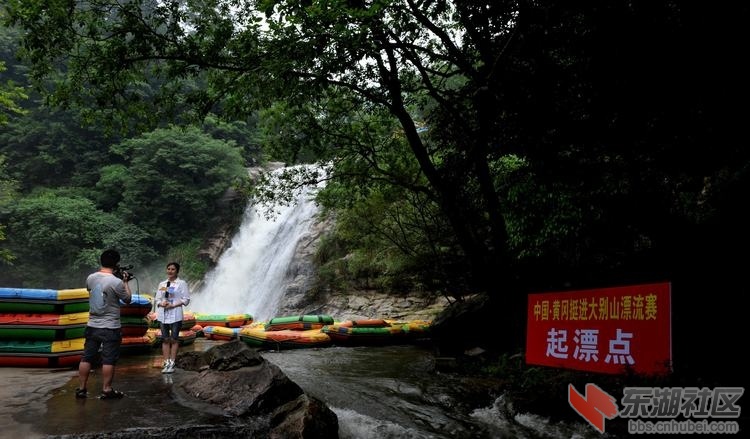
[0,60,26,124]
[257,102,329,164]
[4,0,749,363]
[2,0,269,133]
[491,155,585,261]
[0,108,122,191]
[92,164,130,211]
[314,141,470,295]
[0,20,29,127]
[201,114,263,167]
[0,191,157,288]
[164,238,210,283]
[0,155,16,265]
[111,125,247,249]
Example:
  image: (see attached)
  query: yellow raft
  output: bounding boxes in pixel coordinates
[239,326,331,350]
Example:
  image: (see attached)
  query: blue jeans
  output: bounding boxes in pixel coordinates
[161,321,183,342]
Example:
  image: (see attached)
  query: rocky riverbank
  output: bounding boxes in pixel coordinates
[5,340,339,439]
[278,288,452,323]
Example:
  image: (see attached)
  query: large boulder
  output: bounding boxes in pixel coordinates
[174,340,339,437]
[174,340,307,418]
[52,340,339,439]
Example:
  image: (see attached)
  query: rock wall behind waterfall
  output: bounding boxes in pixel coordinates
[196,162,449,322]
[277,211,450,322]
[197,163,285,265]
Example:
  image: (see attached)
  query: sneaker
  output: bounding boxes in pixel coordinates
[75,388,87,399]
[165,360,175,374]
[161,359,171,374]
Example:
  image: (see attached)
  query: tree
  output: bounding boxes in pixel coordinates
[0,155,17,265]
[0,19,25,265]
[0,108,122,191]
[110,125,247,249]
[0,60,26,124]
[4,1,748,354]
[0,191,157,288]
[201,113,263,167]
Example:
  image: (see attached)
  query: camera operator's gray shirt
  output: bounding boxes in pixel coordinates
[86,271,128,329]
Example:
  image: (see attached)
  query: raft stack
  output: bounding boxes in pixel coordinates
[0,287,89,367]
[119,294,157,354]
[146,310,200,346]
[194,313,252,328]
[202,325,240,341]
[321,319,405,346]
[192,312,252,341]
[239,315,333,350]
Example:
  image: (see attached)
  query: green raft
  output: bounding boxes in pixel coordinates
[0,311,88,340]
[265,314,334,331]
[0,338,85,367]
[0,338,85,354]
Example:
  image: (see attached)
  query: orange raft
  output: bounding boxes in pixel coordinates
[146,310,197,329]
[239,326,331,350]
[0,311,88,340]
[121,332,158,354]
[119,294,153,317]
[148,328,197,346]
[321,319,406,346]
[194,313,252,328]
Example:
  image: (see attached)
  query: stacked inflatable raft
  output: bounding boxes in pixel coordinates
[146,310,201,346]
[239,315,334,350]
[321,319,432,345]
[0,288,89,367]
[119,294,157,353]
[0,286,437,364]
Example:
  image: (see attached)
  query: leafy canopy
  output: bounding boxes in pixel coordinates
[110,125,248,249]
[0,191,156,287]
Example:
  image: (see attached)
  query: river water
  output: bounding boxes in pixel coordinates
[262,344,597,439]
[21,339,598,438]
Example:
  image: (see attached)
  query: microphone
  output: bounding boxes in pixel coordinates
[165,281,171,299]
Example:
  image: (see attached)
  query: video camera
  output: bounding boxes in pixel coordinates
[113,264,135,280]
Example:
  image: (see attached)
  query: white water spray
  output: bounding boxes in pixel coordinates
[188,165,323,322]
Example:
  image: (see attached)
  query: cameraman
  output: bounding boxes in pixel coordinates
[155,261,190,373]
[76,249,132,399]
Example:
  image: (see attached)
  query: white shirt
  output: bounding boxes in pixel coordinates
[155,277,190,324]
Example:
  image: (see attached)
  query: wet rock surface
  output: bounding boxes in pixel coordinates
[280,288,451,323]
[49,340,338,439]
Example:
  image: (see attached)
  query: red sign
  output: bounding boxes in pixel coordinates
[526,282,671,375]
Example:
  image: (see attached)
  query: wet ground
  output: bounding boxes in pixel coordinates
[2,339,603,439]
[2,339,227,438]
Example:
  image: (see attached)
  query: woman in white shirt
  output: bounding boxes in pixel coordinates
[155,262,190,373]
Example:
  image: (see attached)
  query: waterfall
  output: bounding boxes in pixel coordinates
[188,165,323,322]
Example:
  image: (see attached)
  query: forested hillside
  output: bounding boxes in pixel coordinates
[0,25,261,286]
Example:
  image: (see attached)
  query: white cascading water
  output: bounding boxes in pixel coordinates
[188,165,323,322]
